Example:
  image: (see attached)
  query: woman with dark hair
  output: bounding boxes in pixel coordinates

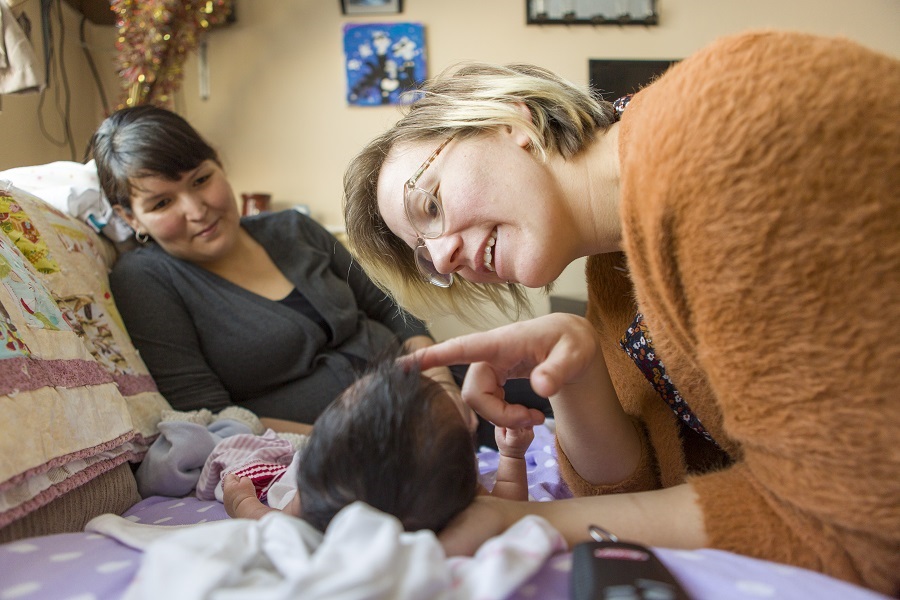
[90,105,471,432]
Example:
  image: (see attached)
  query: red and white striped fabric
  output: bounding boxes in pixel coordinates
[195,430,295,502]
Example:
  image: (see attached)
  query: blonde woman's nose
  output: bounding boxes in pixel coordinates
[426,234,463,275]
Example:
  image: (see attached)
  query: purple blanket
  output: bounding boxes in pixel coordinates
[0,425,887,600]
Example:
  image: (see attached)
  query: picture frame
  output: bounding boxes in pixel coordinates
[526,0,657,25]
[343,22,426,106]
[341,0,403,16]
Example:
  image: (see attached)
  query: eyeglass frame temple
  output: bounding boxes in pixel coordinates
[406,136,455,190]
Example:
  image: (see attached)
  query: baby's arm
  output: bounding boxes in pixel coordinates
[223,473,278,520]
[490,426,534,501]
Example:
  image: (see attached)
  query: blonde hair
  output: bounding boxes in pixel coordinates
[343,62,614,323]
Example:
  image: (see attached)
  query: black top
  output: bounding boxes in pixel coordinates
[110,210,431,423]
[280,287,331,342]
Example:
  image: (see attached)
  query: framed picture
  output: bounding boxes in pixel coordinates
[526,0,657,25]
[341,0,403,15]
[343,22,426,106]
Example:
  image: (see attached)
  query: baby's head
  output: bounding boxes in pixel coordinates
[297,355,478,533]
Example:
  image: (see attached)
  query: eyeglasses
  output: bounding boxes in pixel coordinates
[403,137,454,288]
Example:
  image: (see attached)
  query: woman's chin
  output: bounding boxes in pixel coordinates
[458,265,551,288]
[513,273,560,289]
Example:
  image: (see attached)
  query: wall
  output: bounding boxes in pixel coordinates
[0,0,115,169]
[3,0,898,338]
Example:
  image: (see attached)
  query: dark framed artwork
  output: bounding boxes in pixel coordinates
[527,0,657,25]
[340,0,403,15]
[588,59,677,101]
[343,22,426,106]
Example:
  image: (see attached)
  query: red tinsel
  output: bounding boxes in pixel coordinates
[111,0,232,109]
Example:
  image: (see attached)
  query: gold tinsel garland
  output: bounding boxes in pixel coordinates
[112,0,232,109]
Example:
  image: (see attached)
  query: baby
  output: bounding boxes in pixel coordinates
[223,355,533,533]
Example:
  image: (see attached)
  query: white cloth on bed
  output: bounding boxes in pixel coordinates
[87,501,566,600]
[265,449,302,510]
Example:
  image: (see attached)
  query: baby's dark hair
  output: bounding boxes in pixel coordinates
[88,105,219,210]
[298,353,478,533]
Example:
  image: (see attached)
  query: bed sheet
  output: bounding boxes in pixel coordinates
[0,426,888,600]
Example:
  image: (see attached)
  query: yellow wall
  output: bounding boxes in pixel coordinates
[2,0,898,337]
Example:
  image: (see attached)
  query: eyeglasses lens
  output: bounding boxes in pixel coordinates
[405,188,443,239]
[414,243,452,288]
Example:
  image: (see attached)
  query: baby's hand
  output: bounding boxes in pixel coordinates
[223,473,265,519]
[495,426,534,459]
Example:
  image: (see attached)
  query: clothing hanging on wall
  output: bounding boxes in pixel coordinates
[0,0,42,110]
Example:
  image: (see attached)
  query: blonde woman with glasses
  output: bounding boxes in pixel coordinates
[343,30,900,596]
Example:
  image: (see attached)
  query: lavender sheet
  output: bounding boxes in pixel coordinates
[0,425,887,600]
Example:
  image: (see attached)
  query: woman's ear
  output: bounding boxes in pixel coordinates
[113,205,139,232]
[508,101,534,149]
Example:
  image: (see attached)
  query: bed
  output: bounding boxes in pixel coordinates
[0,425,888,600]
[0,164,889,600]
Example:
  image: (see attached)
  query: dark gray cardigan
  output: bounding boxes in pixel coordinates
[109,210,430,423]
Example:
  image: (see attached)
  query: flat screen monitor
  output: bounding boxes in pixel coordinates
[588,59,678,101]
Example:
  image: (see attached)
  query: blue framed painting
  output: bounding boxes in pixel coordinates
[343,22,426,106]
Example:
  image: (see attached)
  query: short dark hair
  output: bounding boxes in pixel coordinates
[298,354,478,533]
[88,105,219,210]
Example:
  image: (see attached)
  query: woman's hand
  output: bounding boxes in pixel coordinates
[412,313,602,428]
[404,334,478,432]
[415,313,641,484]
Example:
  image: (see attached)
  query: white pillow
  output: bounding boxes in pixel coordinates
[0,160,133,242]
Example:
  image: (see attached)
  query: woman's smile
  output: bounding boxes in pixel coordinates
[482,227,498,273]
[194,219,220,238]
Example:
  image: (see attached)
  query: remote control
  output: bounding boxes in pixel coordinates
[570,540,691,599]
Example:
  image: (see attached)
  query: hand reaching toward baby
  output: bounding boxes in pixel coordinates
[412,313,603,429]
